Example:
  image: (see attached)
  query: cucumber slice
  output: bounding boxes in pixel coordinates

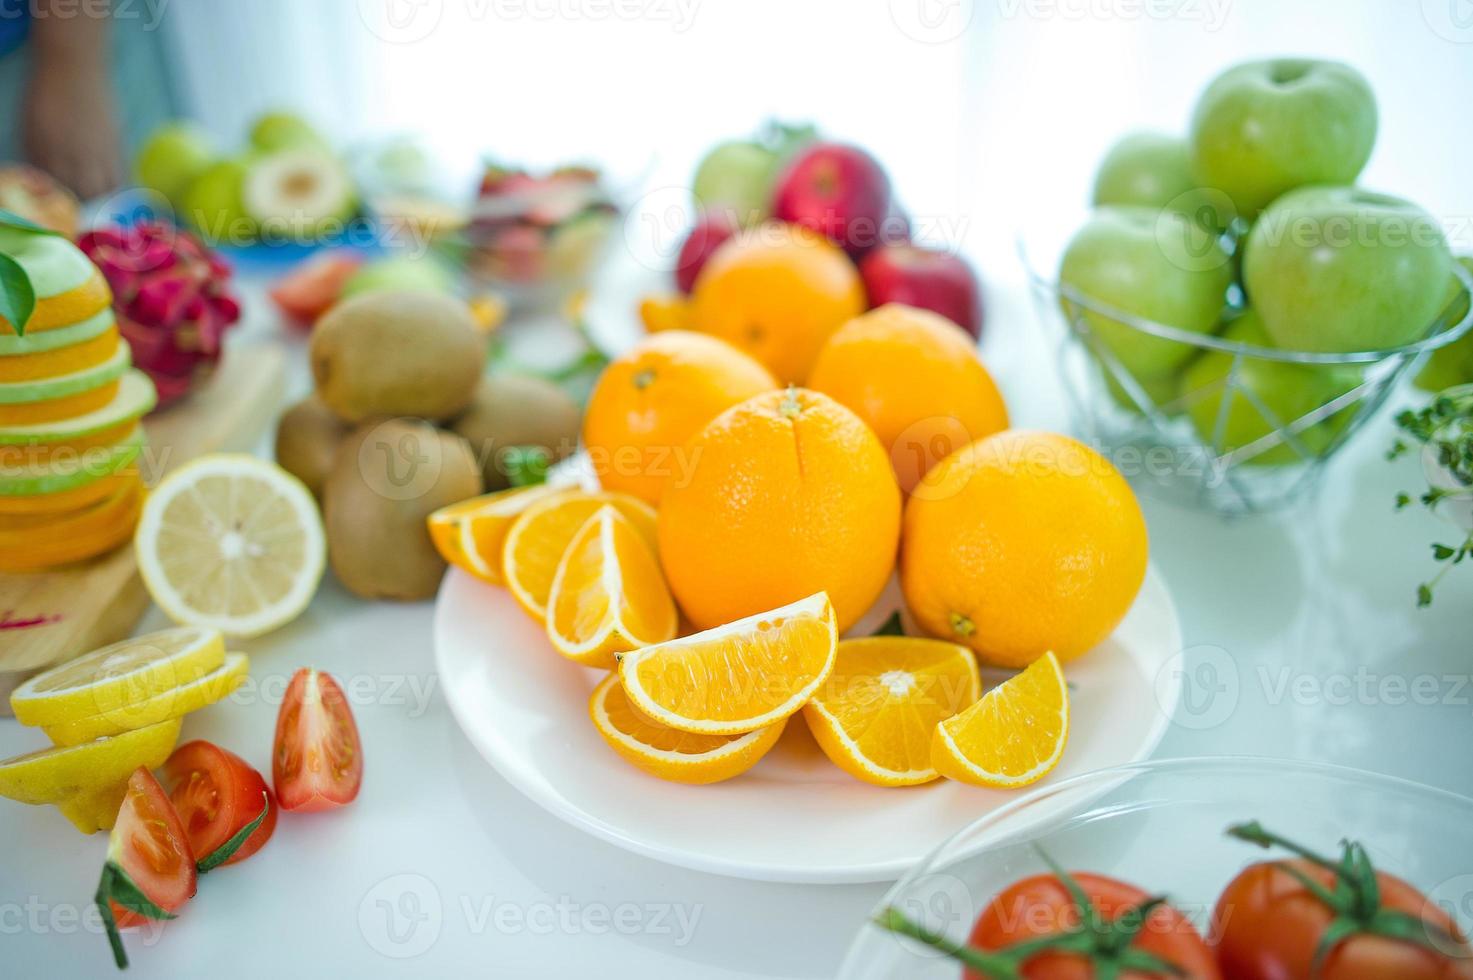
[0,308,115,357]
[0,429,145,497]
[0,344,130,405]
[0,371,156,444]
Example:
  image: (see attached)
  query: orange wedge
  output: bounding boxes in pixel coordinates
[0,328,119,382]
[501,489,658,622]
[589,674,785,784]
[803,637,980,787]
[545,506,677,668]
[617,591,837,735]
[932,651,1070,789]
[427,483,565,585]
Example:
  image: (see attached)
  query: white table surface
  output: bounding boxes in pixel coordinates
[4,231,1472,978]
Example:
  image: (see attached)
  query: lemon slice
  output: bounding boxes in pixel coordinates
[0,718,182,833]
[9,626,224,727]
[134,454,326,637]
[42,652,249,747]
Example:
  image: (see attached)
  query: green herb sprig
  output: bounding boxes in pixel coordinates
[1389,384,1473,607]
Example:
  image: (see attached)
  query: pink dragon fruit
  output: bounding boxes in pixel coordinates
[79,221,242,409]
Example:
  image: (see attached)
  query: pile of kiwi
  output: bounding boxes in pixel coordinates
[275,290,582,600]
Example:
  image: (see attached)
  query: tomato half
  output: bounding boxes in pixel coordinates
[273,667,363,812]
[162,740,277,867]
[967,873,1221,980]
[106,767,196,930]
[268,252,361,326]
[1212,858,1473,980]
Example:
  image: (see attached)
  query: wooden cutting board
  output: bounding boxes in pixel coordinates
[0,344,286,710]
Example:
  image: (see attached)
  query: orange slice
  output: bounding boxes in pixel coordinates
[0,328,118,382]
[588,674,785,784]
[545,506,677,668]
[0,379,120,426]
[617,591,837,735]
[0,469,134,517]
[932,652,1070,789]
[427,483,565,585]
[0,422,139,471]
[501,489,658,622]
[0,273,112,335]
[0,480,143,573]
[803,637,980,787]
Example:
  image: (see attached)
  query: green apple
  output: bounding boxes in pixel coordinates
[1181,309,1364,465]
[0,344,130,405]
[1189,58,1377,216]
[0,429,144,497]
[1092,132,1197,211]
[341,256,455,299]
[692,141,778,226]
[1103,363,1193,416]
[0,371,155,444]
[134,123,217,209]
[181,159,256,244]
[1243,186,1453,353]
[1414,256,1473,393]
[249,111,324,153]
[1058,206,1233,385]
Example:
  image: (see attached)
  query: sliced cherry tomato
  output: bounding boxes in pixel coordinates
[99,766,196,956]
[268,252,361,326]
[162,740,277,868]
[1212,823,1473,980]
[273,667,363,812]
[966,872,1221,979]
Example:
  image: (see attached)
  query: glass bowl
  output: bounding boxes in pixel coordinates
[1020,223,1473,515]
[839,756,1473,979]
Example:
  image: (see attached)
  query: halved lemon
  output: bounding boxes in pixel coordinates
[803,637,980,787]
[932,651,1070,789]
[42,652,249,747]
[9,626,225,727]
[0,718,181,832]
[501,489,658,622]
[546,506,677,669]
[589,674,785,784]
[617,592,837,735]
[134,454,326,637]
[427,483,565,585]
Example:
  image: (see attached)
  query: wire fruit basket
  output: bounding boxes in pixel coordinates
[1021,239,1473,515]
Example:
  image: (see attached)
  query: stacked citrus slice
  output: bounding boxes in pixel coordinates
[0,627,249,831]
[0,225,157,571]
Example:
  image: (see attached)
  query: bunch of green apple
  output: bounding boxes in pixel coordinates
[135,111,356,247]
[1060,57,1459,465]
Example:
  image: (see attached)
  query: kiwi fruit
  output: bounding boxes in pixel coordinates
[310,290,485,423]
[451,374,582,490]
[274,395,350,501]
[323,418,484,600]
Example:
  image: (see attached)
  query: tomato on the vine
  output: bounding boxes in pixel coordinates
[1211,822,1473,980]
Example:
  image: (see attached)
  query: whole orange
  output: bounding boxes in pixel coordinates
[658,387,900,633]
[901,430,1147,668]
[807,304,1009,494]
[583,331,778,505]
[687,223,866,383]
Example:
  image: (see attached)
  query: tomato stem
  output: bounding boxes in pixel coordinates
[197,791,270,873]
[873,908,1022,978]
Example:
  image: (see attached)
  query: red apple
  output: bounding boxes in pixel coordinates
[673,211,737,293]
[771,142,891,256]
[859,243,983,338]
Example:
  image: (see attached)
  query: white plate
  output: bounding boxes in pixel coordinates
[434,566,1183,884]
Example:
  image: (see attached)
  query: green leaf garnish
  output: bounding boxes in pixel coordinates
[0,208,62,236]
[0,252,35,338]
[503,446,551,488]
[197,792,270,873]
[95,861,178,970]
